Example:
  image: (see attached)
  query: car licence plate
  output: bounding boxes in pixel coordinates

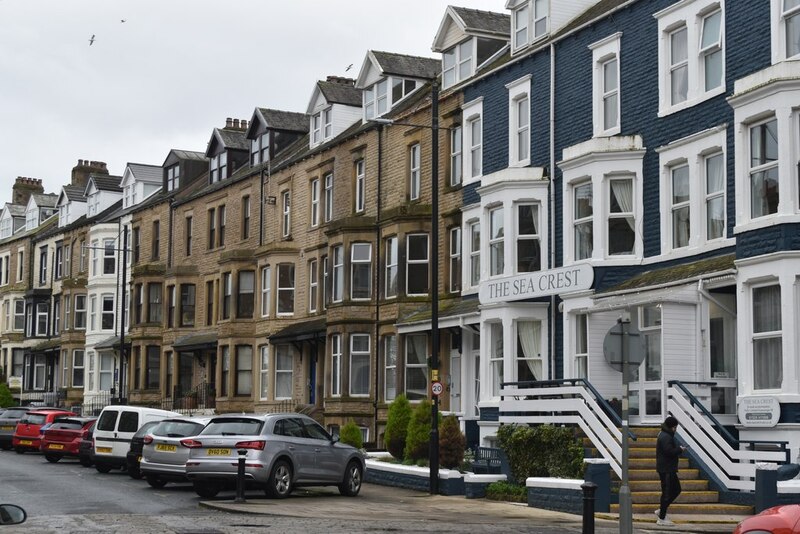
[0,426,13,431]
[207,448,231,456]
[19,440,32,445]
[48,444,64,450]
[155,444,177,453]
[96,446,112,454]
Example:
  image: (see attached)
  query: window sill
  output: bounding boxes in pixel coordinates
[734,213,800,235]
[657,86,726,118]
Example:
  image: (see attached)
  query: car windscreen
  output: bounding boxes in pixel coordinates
[152,421,205,438]
[20,414,47,425]
[200,418,263,436]
[2,409,28,419]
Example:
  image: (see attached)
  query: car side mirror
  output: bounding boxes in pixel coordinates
[331,434,339,444]
[0,504,26,525]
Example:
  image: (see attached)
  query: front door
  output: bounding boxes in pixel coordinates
[708,292,737,418]
[449,345,461,413]
[629,305,663,424]
[177,352,193,396]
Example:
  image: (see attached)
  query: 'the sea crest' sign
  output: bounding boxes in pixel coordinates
[479,264,594,304]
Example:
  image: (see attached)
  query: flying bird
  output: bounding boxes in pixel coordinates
[121,19,126,23]
[89,34,95,46]
[345,64,353,72]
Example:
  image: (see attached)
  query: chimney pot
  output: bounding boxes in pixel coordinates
[233,119,240,129]
[242,119,248,129]
[226,118,233,128]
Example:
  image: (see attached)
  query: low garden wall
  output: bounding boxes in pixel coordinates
[526,477,585,514]
[364,458,465,496]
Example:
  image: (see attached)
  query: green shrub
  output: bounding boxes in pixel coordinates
[404,400,433,462]
[439,415,466,469]
[496,424,584,482]
[0,383,13,408]
[384,394,412,460]
[339,420,363,449]
[486,481,527,502]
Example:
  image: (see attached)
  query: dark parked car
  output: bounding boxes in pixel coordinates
[141,417,210,488]
[184,413,365,499]
[40,417,97,463]
[126,421,162,479]
[0,408,28,450]
[13,409,76,453]
[78,421,96,467]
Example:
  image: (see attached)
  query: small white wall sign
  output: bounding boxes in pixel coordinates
[738,396,780,427]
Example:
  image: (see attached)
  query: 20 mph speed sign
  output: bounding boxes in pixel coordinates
[431,381,444,396]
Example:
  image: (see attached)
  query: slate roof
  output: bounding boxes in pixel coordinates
[31,193,58,207]
[451,6,510,37]
[91,175,123,192]
[371,51,441,80]
[61,185,86,202]
[257,108,308,133]
[5,204,25,217]
[553,0,630,39]
[127,163,162,183]
[269,318,327,343]
[318,80,362,107]
[173,332,218,350]
[598,254,736,294]
[171,149,207,162]
[216,128,249,151]
[398,297,480,326]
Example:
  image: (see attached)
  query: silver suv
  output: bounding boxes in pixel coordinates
[184,413,365,499]
[140,416,211,488]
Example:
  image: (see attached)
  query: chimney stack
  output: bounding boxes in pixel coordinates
[71,159,109,188]
[12,177,44,205]
[233,119,240,129]
[326,75,355,86]
[226,117,233,128]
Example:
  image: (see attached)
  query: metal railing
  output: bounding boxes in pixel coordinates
[668,380,789,491]
[499,379,635,478]
[19,389,65,407]
[159,381,216,414]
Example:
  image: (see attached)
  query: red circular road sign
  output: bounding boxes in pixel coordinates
[431,381,444,396]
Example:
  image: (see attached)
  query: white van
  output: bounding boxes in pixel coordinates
[93,405,180,473]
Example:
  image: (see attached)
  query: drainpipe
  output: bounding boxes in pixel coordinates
[373,124,383,441]
[167,198,174,268]
[259,168,265,247]
[549,42,557,380]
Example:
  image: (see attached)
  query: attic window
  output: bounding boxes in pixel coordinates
[311,108,333,146]
[251,132,269,166]
[210,152,227,183]
[166,164,180,192]
[364,78,419,120]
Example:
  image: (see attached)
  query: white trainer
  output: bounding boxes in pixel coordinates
[656,517,675,526]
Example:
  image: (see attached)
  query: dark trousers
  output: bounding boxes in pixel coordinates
[658,471,682,518]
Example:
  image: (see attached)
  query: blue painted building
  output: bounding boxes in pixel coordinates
[434,0,800,471]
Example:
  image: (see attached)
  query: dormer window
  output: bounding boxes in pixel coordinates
[210,152,227,183]
[0,217,10,238]
[251,132,269,166]
[512,0,548,53]
[26,209,37,230]
[442,38,506,90]
[363,78,419,120]
[311,108,333,146]
[166,164,180,192]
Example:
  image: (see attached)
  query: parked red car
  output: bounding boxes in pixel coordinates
[12,409,76,453]
[734,504,800,534]
[40,417,97,463]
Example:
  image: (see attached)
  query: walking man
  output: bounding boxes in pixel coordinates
[655,415,685,526]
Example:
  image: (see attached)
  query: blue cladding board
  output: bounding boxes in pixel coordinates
[737,224,800,259]
[462,181,480,206]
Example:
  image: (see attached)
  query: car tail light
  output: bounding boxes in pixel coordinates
[180,439,203,448]
[234,440,266,450]
[81,430,89,440]
[143,435,153,445]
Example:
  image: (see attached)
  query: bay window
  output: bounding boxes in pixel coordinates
[574,182,593,260]
[489,207,504,276]
[384,335,397,402]
[331,334,341,397]
[405,334,427,401]
[406,234,429,296]
[385,237,398,298]
[409,144,421,201]
[705,153,725,240]
[516,320,542,382]
[752,284,782,390]
[749,118,779,218]
[350,243,371,300]
[235,345,253,396]
[350,334,370,396]
[277,263,295,315]
[608,177,635,255]
[490,322,504,397]
[469,222,481,286]
[332,245,344,303]
[275,346,293,399]
[237,271,254,318]
[516,204,540,272]
[450,227,461,293]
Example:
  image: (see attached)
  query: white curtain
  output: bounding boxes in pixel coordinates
[753,285,783,390]
[707,155,725,238]
[611,180,634,230]
[518,321,542,380]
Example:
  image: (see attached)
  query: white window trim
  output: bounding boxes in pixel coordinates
[384,335,397,402]
[309,259,318,313]
[449,226,461,293]
[514,202,541,273]
[276,264,294,317]
[488,206,505,278]
[561,144,645,265]
[355,160,365,213]
[406,234,429,297]
[261,265,271,318]
[331,334,341,397]
[409,144,421,201]
[466,216,481,292]
[450,125,463,187]
[350,243,372,301]
[511,2,530,54]
[332,245,344,303]
[506,75,532,167]
[654,0,726,117]
[462,98,484,185]
[259,345,269,401]
[589,33,622,137]
[274,346,293,400]
[281,190,291,238]
[771,0,800,63]
[324,173,334,223]
[743,277,784,393]
[385,236,398,299]
[310,178,320,227]
[657,125,731,258]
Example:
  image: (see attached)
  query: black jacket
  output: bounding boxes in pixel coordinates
[656,425,683,473]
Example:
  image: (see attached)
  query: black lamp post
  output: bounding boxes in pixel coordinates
[371,79,441,494]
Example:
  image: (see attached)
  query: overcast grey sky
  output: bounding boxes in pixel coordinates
[0,0,499,197]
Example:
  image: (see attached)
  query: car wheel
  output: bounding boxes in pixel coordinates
[146,475,167,488]
[193,481,220,499]
[265,459,293,499]
[338,460,363,497]
[79,456,93,467]
[44,454,61,463]
[95,463,113,474]
[14,447,24,454]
